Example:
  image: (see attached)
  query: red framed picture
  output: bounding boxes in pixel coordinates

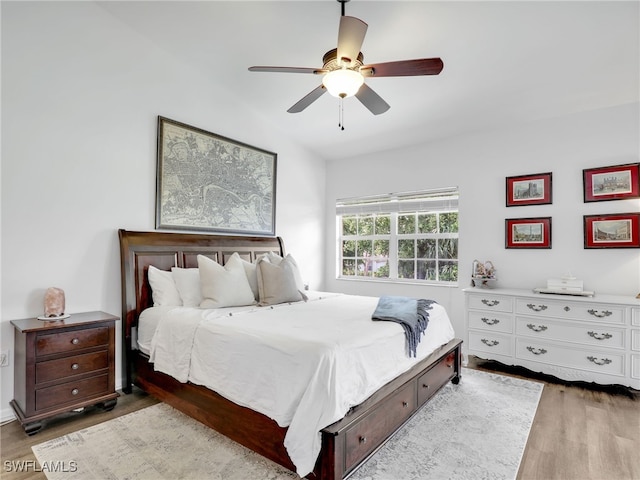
[505,217,552,249]
[583,213,640,249]
[583,163,640,202]
[506,172,552,207]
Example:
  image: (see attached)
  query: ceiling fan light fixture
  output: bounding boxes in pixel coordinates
[322,68,364,98]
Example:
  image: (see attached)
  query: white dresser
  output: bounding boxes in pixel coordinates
[463,287,640,389]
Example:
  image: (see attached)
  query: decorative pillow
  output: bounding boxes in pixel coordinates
[171,267,202,307]
[256,254,307,306]
[198,253,256,308]
[239,257,261,301]
[147,265,182,307]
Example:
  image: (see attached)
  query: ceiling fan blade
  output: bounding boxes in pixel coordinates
[287,85,327,113]
[360,58,444,77]
[337,16,368,67]
[355,83,390,115]
[249,66,327,75]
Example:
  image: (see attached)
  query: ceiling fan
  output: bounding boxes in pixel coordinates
[248,0,444,118]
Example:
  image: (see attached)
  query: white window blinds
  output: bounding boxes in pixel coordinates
[336,187,459,216]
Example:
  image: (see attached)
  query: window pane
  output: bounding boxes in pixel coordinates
[398,239,414,258]
[439,261,458,281]
[418,213,437,234]
[438,239,458,259]
[416,239,436,259]
[398,260,415,279]
[358,216,374,235]
[357,258,369,276]
[372,259,389,278]
[375,215,391,235]
[440,212,459,233]
[342,259,355,276]
[397,214,415,234]
[342,216,357,236]
[357,240,372,256]
[342,240,355,257]
[417,260,436,280]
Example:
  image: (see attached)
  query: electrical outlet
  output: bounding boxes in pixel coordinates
[0,350,9,368]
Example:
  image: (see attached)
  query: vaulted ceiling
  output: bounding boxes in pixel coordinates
[100,1,639,161]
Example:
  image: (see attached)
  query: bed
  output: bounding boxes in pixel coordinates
[119,229,463,480]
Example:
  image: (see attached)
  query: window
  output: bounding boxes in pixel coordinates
[337,188,459,284]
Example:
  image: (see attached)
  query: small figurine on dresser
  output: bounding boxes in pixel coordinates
[39,287,69,320]
[471,260,497,288]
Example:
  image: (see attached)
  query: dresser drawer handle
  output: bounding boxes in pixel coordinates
[587,331,613,341]
[526,304,548,312]
[71,388,79,396]
[359,436,367,444]
[481,299,500,307]
[422,383,429,389]
[71,338,80,345]
[587,356,612,366]
[526,323,548,333]
[564,306,570,312]
[71,363,79,370]
[481,317,500,326]
[587,309,612,318]
[481,338,499,347]
[402,401,409,408]
[526,346,547,355]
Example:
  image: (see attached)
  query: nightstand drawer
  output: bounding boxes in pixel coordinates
[36,327,109,356]
[36,374,110,411]
[36,351,109,384]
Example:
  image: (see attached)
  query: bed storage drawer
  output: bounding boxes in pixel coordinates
[344,381,416,470]
[417,351,456,406]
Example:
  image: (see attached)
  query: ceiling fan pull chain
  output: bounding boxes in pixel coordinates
[339,97,345,131]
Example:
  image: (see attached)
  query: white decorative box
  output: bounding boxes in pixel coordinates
[547,278,583,291]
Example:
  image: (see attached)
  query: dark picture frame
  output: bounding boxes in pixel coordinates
[583,213,640,249]
[583,163,640,202]
[505,217,552,249]
[506,172,552,207]
[156,116,277,235]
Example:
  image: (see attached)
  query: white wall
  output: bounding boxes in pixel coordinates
[0,2,326,420]
[324,103,640,341]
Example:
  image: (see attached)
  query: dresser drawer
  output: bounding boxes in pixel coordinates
[345,382,415,470]
[417,351,456,406]
[468,294,513,313]
[36,350,109,384]
[468,331,512,356]
[468,310,513,334]
[35,374,110,411]
[515,339,625,377]
[515,299,625,325]
[515,317,625,349]
[36,327,109,357]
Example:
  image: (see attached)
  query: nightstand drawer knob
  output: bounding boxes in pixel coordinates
[71,363,79,370]
[71,388,79,396]
[71,338,80,345]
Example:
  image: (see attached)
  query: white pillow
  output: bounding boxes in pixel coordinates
[171,267,202,307]
[256,254,307,306]
[147,265,182,307]
[240,257,260,301]
[198,253,256,308]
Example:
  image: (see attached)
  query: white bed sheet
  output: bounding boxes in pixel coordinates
[141,292,455,477]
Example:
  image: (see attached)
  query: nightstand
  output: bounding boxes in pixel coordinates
[10,311,119,435]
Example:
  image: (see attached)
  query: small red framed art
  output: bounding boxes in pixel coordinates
[583,213,640,249]
[583,163,640,203]
[505,217,552,249]
[505,172,552,207]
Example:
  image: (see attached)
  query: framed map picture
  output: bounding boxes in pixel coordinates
[156,116,277,235]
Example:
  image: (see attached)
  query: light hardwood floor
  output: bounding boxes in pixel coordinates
[1,360,638,480]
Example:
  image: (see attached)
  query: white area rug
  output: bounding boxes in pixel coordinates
[32,368,543,480]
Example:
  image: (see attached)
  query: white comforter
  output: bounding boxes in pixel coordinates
[143,292,455,477]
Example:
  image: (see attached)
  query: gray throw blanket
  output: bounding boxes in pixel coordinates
[371,296,436,357]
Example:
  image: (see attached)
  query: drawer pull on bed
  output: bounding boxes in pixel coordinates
[481,317,500,326]
[526,346,547,355]
[481,299,500,307]
[481,338,499,347]
[587,331,613,341]
[526,323,548,332]
[526,304,548,312]
[587,309,612,318]
[587,356,612,366]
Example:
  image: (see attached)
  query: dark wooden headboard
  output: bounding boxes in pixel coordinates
[118,229,284,392]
